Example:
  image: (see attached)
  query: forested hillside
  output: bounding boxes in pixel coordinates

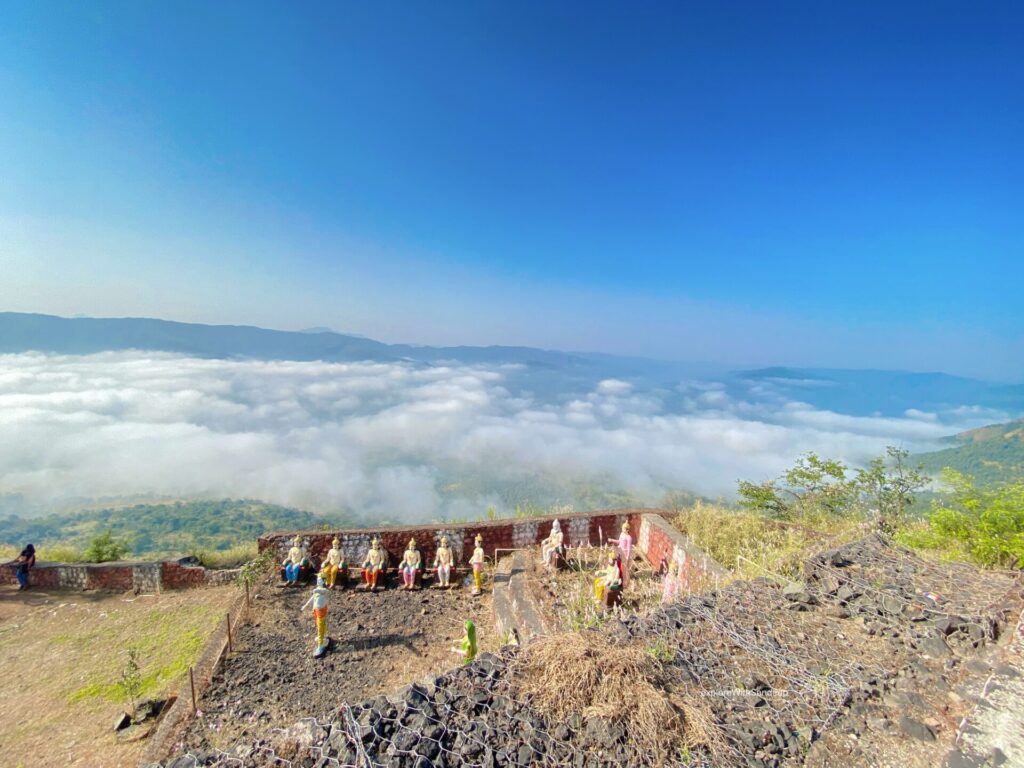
[915,419,1024,487]
[0,500,356,557]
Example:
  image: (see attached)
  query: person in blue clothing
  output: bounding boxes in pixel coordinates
[15,544,35,590]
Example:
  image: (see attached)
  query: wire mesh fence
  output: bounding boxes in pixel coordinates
[154,534,1022,768]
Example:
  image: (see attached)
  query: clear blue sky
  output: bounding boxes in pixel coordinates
[1,1,1021,378]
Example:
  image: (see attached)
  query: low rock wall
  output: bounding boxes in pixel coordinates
[0,559,239,593]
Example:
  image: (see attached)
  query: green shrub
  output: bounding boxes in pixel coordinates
[897,470,1024,568]
[83,530,130,563]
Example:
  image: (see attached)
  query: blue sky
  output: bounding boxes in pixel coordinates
[1,1,1021,378]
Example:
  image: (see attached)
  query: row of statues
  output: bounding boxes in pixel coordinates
[282,534,487,595]
[287,519,689,657]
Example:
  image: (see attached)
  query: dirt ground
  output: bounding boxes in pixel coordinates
[0,583,238,768]
[179,574,497,754]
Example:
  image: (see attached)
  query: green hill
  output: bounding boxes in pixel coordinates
[915,419,1024,487]
[0,499,356,558]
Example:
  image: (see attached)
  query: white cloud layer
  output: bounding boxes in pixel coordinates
[0,352,1000,519]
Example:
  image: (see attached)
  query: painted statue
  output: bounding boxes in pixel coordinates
[609,521,634,587]
[301,575,331,657]
[662,556,682,604]
[451,619,477,665]
[541,519,565,568]
[399,538,422,590]
[321,537,346,589]
[282,535,308,585]
[434,535,454,588]
[361,538,386,591]
[593,550,623,607]
[469,534,485,595]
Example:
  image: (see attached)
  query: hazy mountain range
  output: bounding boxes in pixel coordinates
[3,312,1021,417]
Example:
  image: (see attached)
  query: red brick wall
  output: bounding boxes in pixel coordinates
[161,562,209,589]
[637,514,729,590]
[258,508,672,567]
[84,564,134,591]
[0,562,61,587]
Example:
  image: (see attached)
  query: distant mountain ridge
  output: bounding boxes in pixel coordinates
[0,311,586,368]
[1,312,1022,418]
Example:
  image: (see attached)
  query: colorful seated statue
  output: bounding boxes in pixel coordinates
[541,519,565,568]
[451,619,477,665]
[282,535,309,585]
[399,537,422,590]
[609,521,634,587]
[593,550,622,608]
[469,534,485,595]
[361,538,386,591]
[434,535,454,588]
[301,575,330,657]
[320,537,346,589]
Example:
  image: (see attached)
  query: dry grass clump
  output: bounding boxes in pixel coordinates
[675,501,864,580]
[511,631,722,761]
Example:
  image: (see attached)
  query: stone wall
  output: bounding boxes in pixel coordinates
[636,513,729,588]
[258,507,668,569]
[0,559,237,593]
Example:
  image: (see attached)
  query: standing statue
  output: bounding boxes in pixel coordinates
[609,521,634,587]
[541,520,565,568]
[469,534,485,595]
[662,556,683,604]
[399,538,422,590]
[361,538,386,592]
[282,535,309,586]
[321,537,346,589]
[451,619,477,665]
[434,535,454,588]
[301,575,331,657]
[593,550,623,608]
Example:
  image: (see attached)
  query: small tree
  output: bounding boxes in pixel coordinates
[738,452,854,521]
[83,530,130,563]
[237,548,274,591]
[853,446,927,531]
[119,646,143,715]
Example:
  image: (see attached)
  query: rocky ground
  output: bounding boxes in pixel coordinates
[172,574,496,757]
[157,535,1023,768]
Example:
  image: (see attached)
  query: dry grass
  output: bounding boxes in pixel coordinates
[674,501,866,580]
[511,631,722,762]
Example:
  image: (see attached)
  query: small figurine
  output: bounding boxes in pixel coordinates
[399,537,422,590]
[609,521,634,587]
[451,619,477,665]
[469,534,485,595]
[321,537,346,589]
[434,535,454,588]
[541,520,565,568]
[282,535,308,586]
[301,575,331,657]
[593,550,623,608]
[361,538,386,591]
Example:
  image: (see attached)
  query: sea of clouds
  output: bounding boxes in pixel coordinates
[0,351,1007,519]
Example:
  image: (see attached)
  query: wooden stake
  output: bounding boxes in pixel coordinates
[245,581,251,614]
[226,613,233,654]
[189,667,197,712]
